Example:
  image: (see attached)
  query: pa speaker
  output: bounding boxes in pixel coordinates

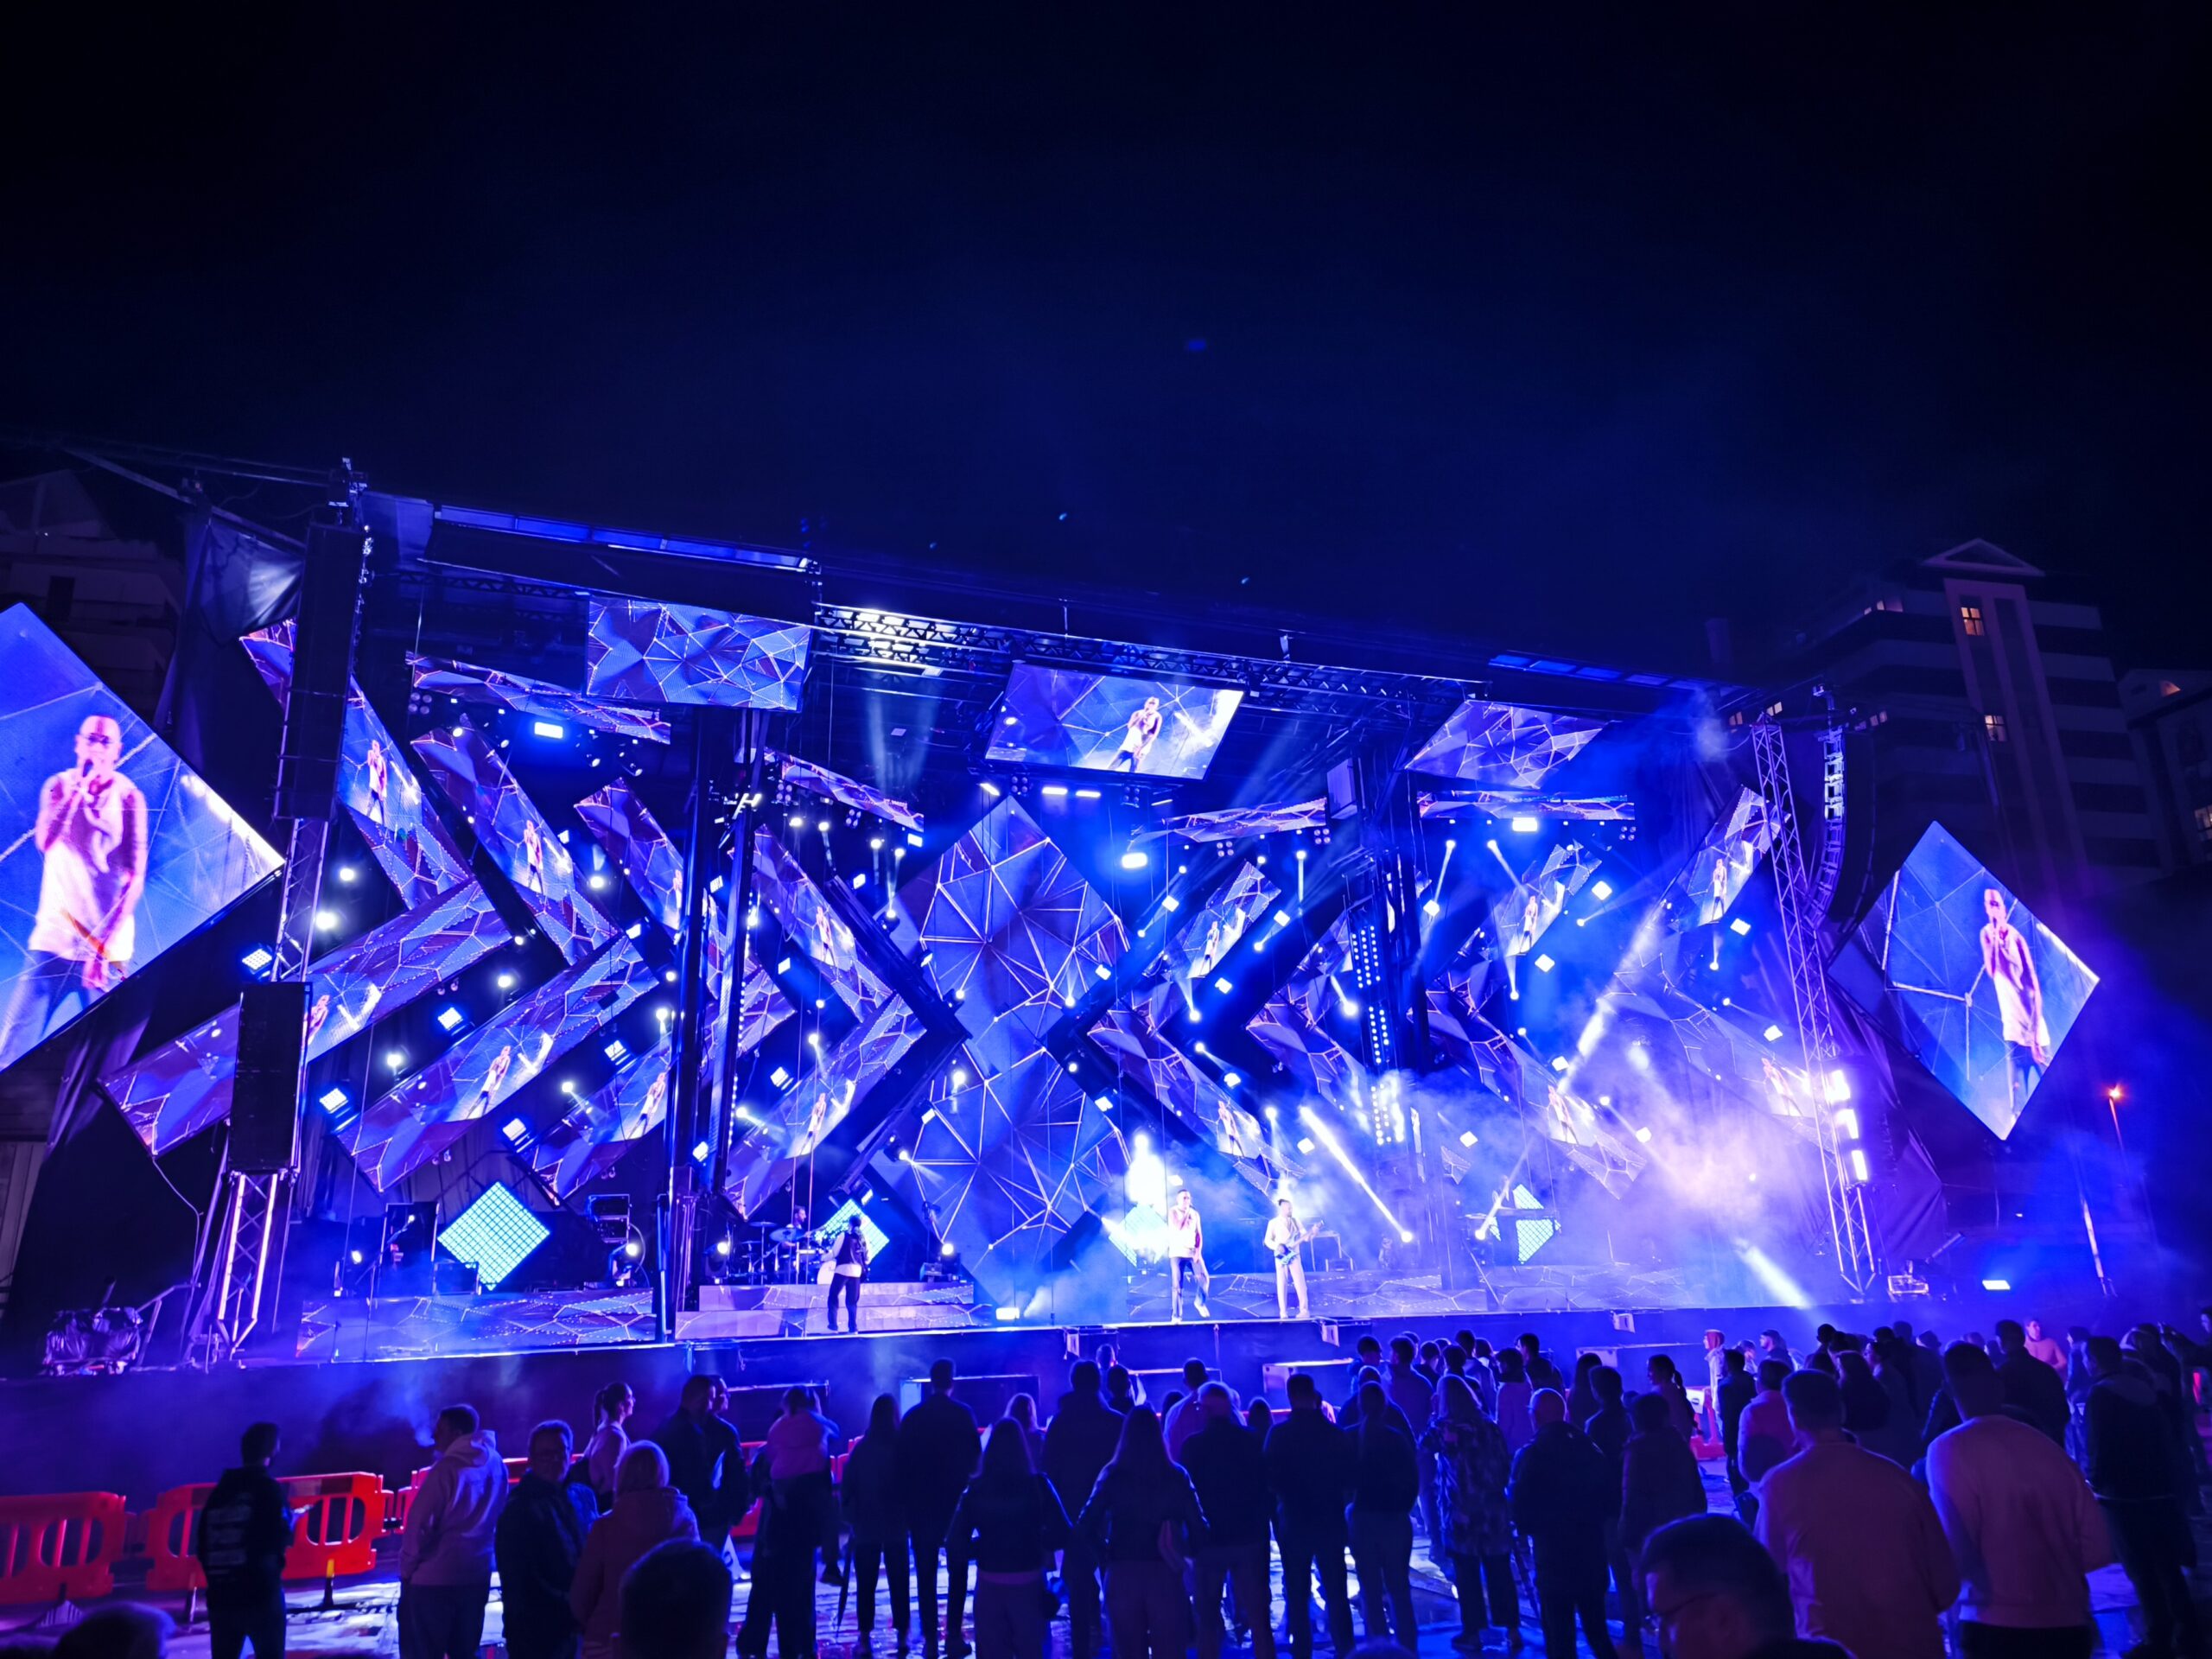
[229,981,308,1173]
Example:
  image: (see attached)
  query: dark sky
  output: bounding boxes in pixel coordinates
[9,8,2208,672]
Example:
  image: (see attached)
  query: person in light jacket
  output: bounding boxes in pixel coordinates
[398,1405,509,1659]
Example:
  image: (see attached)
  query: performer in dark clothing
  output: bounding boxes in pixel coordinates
[495,1422,599,1659]
[655,1376,741,1553]
[1264,1374,1358,1659]
[842,1395,909,1651]
[1041,1361,1123,1659]
[826,1220,869,1334]
[899,1359,984,1657]
[194,1421,295,1659]
[1509,1390,1621,1659]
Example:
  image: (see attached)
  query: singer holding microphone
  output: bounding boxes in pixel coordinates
[0,715,149,1059]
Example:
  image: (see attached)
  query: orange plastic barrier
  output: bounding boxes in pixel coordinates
[0,1491,130,1606]
[144,1474,385,1593]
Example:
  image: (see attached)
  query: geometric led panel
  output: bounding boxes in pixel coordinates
[1405,698,1608,789]
[530,1040,672,1199]
[409,653,671,744]
[1832,822,2097,1141]
[108,880,512,1154]
[584,600,810,713]
[1150,861,1278,993]
[984,665,1242,781]
[0,606,284,1074]
[437,1180,550,1288]
[772,753,922,834]
[240,622,471,908]
[343,939,656,1190]
[913,799,1127,1076]
[751,832,895,1021]
[412,721,618,964]
[575,777,684,938]
[1675,788,1775,935]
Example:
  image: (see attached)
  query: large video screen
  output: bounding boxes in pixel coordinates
[1151,861,1278,992]
[584,600,811,712]
[1673,787,1774,932]
[983,665,1242,780]
[0,607,283,1074]
[1832,823,2098,1141]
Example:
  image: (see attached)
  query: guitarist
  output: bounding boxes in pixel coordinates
[1264,1196,1319,1319]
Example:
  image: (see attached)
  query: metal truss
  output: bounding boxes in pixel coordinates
[189,1170,289,1367]
[1751,719,1876,1294]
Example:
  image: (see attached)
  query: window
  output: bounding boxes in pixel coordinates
[1961,604,1986,637]
[2178,721,2206,767]
[2196,804,2212,846]
[1985,713,2009,743]
[2159,679,2183,698]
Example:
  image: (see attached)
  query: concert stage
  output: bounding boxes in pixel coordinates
[0,457,2126,1400]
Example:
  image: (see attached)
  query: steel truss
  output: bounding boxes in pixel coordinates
[1751,718,1877,1294]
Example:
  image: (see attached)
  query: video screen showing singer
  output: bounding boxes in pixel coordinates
[0,715,147,1059]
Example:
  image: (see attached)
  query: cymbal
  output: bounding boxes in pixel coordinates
[767,1225,804,1245]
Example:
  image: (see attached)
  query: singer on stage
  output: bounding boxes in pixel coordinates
[0,715,148,1058]
[1168,1187,1208,1320]
[826,1220,868,1333]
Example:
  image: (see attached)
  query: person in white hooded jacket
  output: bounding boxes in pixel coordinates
[400,1404,509,1659]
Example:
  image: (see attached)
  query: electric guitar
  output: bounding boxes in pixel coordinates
[1271,1222,1322,1263]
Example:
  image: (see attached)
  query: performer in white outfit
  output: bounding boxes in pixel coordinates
[1978,886,2050,1116]
[1166,1187,1207,1321]
[1263,1196,1318,1319]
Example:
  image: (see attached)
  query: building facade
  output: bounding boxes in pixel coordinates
[1767,539,2158,906]
[2120,669,2212,872]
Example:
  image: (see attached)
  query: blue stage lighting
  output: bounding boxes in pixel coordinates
[532,720,566,739]
[603,1039,628,1062]
[1160,894,1180,912]
[692,1140,713,1162]
[240,946,275,976]
[1764,1023,1783,1042]
[1120,848,1149,870]
[318,1086,349,1114]
[1980,1277,2011,1292]
[335,865,359,884]
[1729,917,1751,936]
[1040,785,1069,798]
[1213,976,1233,994]
[1074,788,1101,800]
[437,1181,550,1289]
[501,1117,528,1142]
[1510,816,1540,832]
[435,1006,465,1032]
[1592,880,1614,900]
[1094,963,1112,980]
[314,909,340,931]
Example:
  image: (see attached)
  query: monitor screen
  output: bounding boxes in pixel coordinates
[984,665,1242,780]
[0,607,283,1074]
[1832,822,2098,1141]
[584,599,810,711]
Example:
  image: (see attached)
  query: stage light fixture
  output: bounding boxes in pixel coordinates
[1848,1148,1871,1182]
[1834,1108,1859,1140]
[1338,997,1359,1019]
[692,1140,713,1162]
[348,1249,365,1266]
[1186,1007,1202,1023]
[1535,953,1555,973]
[852,872,868,889]
[1510,816,1539,832]
[715,1236,733,1256]
[1040,785,1068,798]
[588,873,609,891]
[319,1086,349,1114]
[435,1006,465,1032]
[1729,917,1751,936]
[1075,788,1101,800]
[950,1066,968,1087]
[385,1049,408,1071]
[1763,1023,1783,1042]
[870,836,885,850]
[1120,847,1149,870]
[1459,1129,1477,1147]
[817,820,831,834]
[1633,1125,1653,1143]
[497,972,518,990]
[1592,880,1613,900]
[1265,1104,1280,1121]
[897,1147,913,1163]
[240,946,275,976]
[1094,963,1112,981]
[1980,1277,2012,1293]
[1224,1072,1241,1088]
[1422,899,1440,918]
[1297,1136,1315,1154]
[336,865,358,884]
[664,969,677,983]
[603,1039,627,1062]
[532,721,566,739]
[1397,1230,1414,1243]
[1274,911,1291,925]
[981,780,1001,797]
[558,1078,576,1095]
[1826,1069,1852,1103]
[791,812,808,827]
[623,1239,642,1259]
[315,909,340,931]
[501,1117,528,1143]
[1213,976,1233,994]
[940,1240,957,1257]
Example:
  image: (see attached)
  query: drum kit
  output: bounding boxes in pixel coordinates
[726,1218,826,1285]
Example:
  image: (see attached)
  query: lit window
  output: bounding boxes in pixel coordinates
[1985,713,2008,743]
[1961,605,1985,637]
[2158,679,2182,697]
[2195,804,2212,845]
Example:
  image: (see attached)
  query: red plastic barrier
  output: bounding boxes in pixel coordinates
[0,1491,130,1606]
[144,1473,386,1593]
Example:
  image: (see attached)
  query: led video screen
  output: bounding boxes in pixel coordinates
[1485,841,1601,995]
[1672,788,1774,933]
[584,600,811,712]
[410,654,671,745]
[1832,822,2097,1141]
[531,1039,672,1199]
[576,777,683,938]
[983,665,1242,780]
[1153,861,1278,991]
[242,624,472,907]
[0,607,283,1074]
[110,880,512,1154]
[413,722,617,963]
[345,939,656,1189]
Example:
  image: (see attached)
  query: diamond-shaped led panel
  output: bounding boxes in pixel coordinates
[584,600,810,712]
[438,1181,550,1288]
[1406,698,1607,790]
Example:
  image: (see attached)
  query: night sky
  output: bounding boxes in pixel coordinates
[8,10,2208,672]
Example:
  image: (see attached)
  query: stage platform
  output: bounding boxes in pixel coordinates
[0,1295,1974,1509]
